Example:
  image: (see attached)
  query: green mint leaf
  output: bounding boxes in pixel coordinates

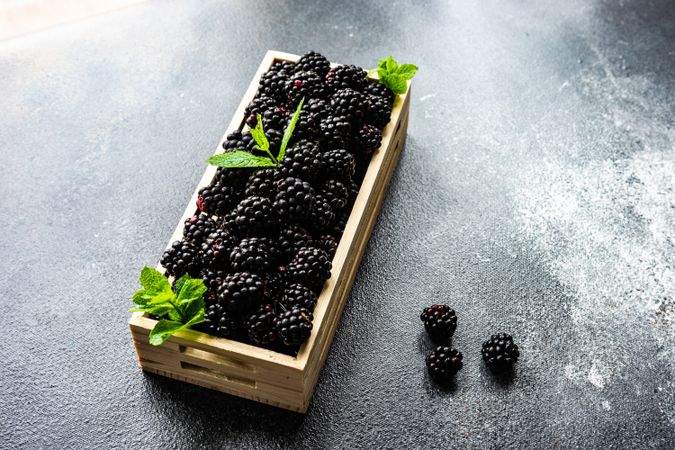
[208,150,276,168]
[129,303,173,317]
[396,63,419,80]
[378,58,389,72]
[148,319,186,346]
[381,74,408,94]
[173,274,189,296]
[132,289,151,306]
[385,56,398,73]
[249,113,270,152]
[278,97,305,162]
[140,266,172,297]
[176,278,207,305]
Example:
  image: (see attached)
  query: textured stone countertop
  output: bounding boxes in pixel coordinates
[1,0,673,448]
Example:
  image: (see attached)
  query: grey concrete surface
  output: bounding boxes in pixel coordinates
[0,0,673,448]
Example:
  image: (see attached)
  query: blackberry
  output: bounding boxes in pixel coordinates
[244,168,279,200]
[229,195,277,234]
[307,194,335,233]
[292,107,319,142]
[277,225,313,261]
[244,95,277,125]
[263,128,283,155]
[246,304,278,345]
[330,211,349,238]
[325,64,367,91]
[201,229,236,268]
[347,178,360,204]
[287,247,332,291]
[320,148,356,181]
[318,115,352,150]
[426,346,464,381]
[356,124,383,153]
[276,305,313,346]
[286,71,326,106]
[230,237,274,273]
[364,81,395,106]
[258,63,292,101]
[218,271,264,314]
[183,213,219,244]
[482,333,520,372]
[222,130,256,152]
[320,179,349,212]
[420,304,457,341]
[278,140,323,182]
[366,94,392,128]
[331,88,367,123]
[280,283,318,311]
[197,171,246,216]
[264,270,286,301]
[213,166,251,186]
[273,177,315,222]
[160,239,202,278]
[294,51,331,78]
[314,234,338,258]
[305,97,330,123]
[201,303,238,338]
[200,268,227,293]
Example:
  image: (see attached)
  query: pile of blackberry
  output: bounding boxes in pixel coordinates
[159,51,395,354]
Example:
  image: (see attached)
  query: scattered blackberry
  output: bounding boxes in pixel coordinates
[201,303,238,338]
[278,140,323,182]
[160,239,202,278]
[320,179,349,212]
[276,305,313,346]
[287,247,332,291]
[246,304,278,345]
[325,64,367,91]
[201,229,236,268]
[286,71,326,106]
[331,88,367,123]
[294,51,331,78]
[420,305,457,341]
[280,283,318,311]
[277,225,314,261]
[230,237,274,273]
[320,148,356,181]
[426,346,464,381]
[273,177,315,222]
[218,271,264,314]
[482,333,520,372]
[183,213,219,244]
[366,94,392,128]
[307,194,335,233]
[258,64,292,101]
[244,168,279,200]
[229,195,277,234]
[364,81,395,106]
[318,115,352,149]
[356,124,383,153]
[314,234,338,258]
[222,130,256,152]
[200,268,227,292]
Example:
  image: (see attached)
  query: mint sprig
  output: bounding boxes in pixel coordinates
[208,99,305,169]
[130,266,207,346]
[368,56,418,95]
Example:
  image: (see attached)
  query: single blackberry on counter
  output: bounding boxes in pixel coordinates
[320,179,349,212]
[230,237,274,273]
[294,51,331,78]
[420,304,457,341]
[229,195,277,234]
[201,229,236,268]
[201,303,239,338]
[218,271,264,314]
[320,148,356,182]
[273,177,315,222]
[331,88,367,123]
[183,213,219,244]
[314,234,338,258]
[287,246,332,291]
[222,130,256,152]
[244,168,279,200]
[286,71,326,106]
[318,115,352,150]
[278,140,323,182]
[280,283,318,311]
[276,305,313,346]
[426,346,463,381]
[277,225,314,261]
[246,304,278,345]
[366,94,393,128]
[356,124,383,153]
[258,63,292,101]
[307,194,335,233]
[161,239,202,278]
[482,333,520,372]
[325,64,367,91]
[364,81,395,106]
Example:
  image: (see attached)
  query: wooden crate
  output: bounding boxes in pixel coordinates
[129,50,411,412]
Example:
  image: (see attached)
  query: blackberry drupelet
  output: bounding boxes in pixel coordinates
[325,64,367,91]
[276,305,313,346]
[218,271,264,314]
[273,177,315,222]
[420,304,457,341]
[246,304,278,345]
[356,124,383,153]
[331,88,367,123]
[314,234,338,258]
[183,213,219,244]
[320,179,349,212]
[244,168,279,200]
[294,51,331,78]
[280,283,318,311]
[201,229,236,268]
[229,237,274,273]
[287,246,332,291]
[277,225,313,261]
[318,115,352,150]
[320,148,356,181]
[230,195,277,234]
[201,303,238,338]
[286,71,326,106]
[364,81,395,106]
[426,346,464,381]
[366,94,393,128]
[278,140,323,182]
[307,194,335,233]
[160,239,202,278]
[482,333,520,372]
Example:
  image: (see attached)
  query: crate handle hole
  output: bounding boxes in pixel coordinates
[180,362,257,388]
[179,346,256,373]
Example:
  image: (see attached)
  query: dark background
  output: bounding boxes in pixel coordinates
[1,0,674,448]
